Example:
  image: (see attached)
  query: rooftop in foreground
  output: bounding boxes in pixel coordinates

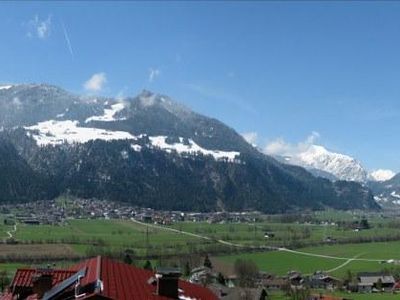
[1,256,218,300]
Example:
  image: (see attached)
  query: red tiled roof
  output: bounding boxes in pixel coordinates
[10,268,76,290]
[70,255,101,286]
[69,256,218,300]
[2,257,217,300]
[393,281,400,290]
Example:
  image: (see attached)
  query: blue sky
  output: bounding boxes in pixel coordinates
[1,1,400,171]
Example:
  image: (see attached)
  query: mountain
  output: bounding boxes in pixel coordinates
[277,145,369,182]
[0,138,51,203]
[368,172,400,208]
[369,169,395,182]
[0,84,379,212]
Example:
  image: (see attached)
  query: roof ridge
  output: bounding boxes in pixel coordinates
[96,255,102,281]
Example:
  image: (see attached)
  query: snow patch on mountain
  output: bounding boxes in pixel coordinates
[24,119,239,162]
[130,144,142,152]
[369,169,395,182]
[0,85,13,90]
[85,102,126,123]
[149,136,240,162]
[25,120,136,146]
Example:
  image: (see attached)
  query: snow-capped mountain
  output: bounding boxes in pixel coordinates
[0,84,378,212]
[369,173,400,208]
[279,144,368,182]
[276,144,396,184]
[369,169,396,182]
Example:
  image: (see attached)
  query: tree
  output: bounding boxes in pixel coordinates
[233,259,259,288]
[376,278,383,291]
[344,269,353,284]
[183,261,191,277]
[203,254,212,269]
[360,218,370,229]
[0,270,10,292]
[123,253,133,265]
[143,260,153,270]
[217,272,226,285]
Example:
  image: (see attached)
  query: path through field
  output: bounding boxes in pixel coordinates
[130,218,256,248]
[131,218,398,273]
[278,247,388,263]
[324,253,364,273]
[5,224,17,239]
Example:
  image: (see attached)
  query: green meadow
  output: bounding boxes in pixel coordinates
[220,241,400,278]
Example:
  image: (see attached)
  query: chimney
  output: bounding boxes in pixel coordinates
[32,273,53,298]
[156,268,182,299]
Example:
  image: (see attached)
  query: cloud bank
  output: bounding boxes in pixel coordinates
[264,131,320,157]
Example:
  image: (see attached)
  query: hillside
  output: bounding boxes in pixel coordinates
[0,84,379,212]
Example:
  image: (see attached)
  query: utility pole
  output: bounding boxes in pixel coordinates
[146,225,149,258]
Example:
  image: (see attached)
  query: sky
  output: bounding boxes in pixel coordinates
[1,1,400,172]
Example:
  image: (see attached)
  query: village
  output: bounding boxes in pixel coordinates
[0,198,262,227]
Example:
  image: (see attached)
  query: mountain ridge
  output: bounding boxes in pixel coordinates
[0,83,379,212]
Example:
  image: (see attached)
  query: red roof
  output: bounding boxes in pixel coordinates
[69,256,218,300]
[10,268,76,290]
[1,257,218,300]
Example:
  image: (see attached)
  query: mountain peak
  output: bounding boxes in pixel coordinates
[369,169,395,182]
[281,144,368,182]
[133,90,193,118]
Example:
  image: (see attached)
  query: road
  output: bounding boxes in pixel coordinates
[5,224,17,239]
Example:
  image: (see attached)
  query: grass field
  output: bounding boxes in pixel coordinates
[219,241,400,278]
[2,212,400,284]
[169,219,400,248]
[268,290,400,299]
[14,219,199,255]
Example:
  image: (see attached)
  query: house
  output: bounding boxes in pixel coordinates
[356,272,395,292]
[263,277,288,290]
[208,284,268,300]
[1,256,218,300]
[264,232,275,239]
[308,271,341,289]
[189,266,217,285]
[287,271,303,287]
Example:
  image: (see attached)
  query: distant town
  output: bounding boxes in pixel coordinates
[0,197,263,227]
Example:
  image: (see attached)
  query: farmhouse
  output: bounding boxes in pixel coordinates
[0,256,218,300]
[208,284,268,300]
[263,277,288,290]
[308,271,341,289]
[356,272,395,292]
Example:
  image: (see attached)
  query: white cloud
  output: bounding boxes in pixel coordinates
[149,68,160,83]
[264,131,320,157]
[242,132,258,145]
[84,73,107,92]
[305,131,320,144]
[27,15,52,39]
